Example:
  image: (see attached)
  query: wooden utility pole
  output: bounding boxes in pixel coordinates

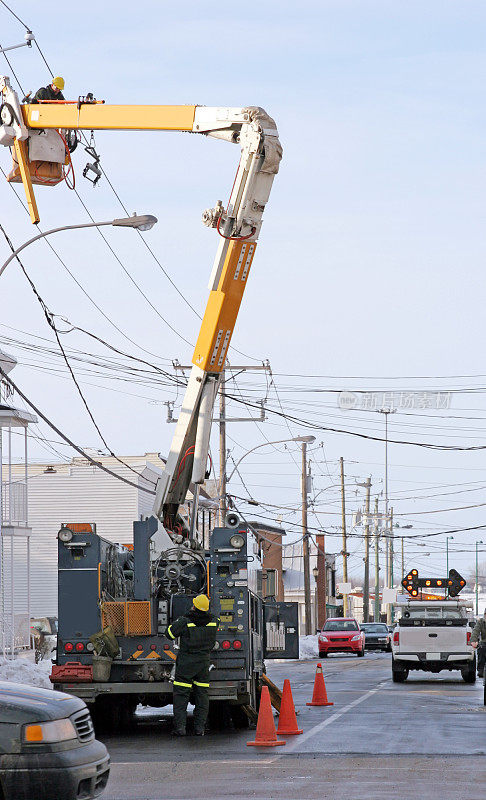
[316,533,327,629]
[401,535,405,580]
[340,457,348,617]
[362,477,372,623]
[218,376,226,526]
[374,497,380,622]
[387,506,394,625]
[302,441,312,634]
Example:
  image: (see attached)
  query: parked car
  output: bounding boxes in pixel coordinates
[0,681,110,800]
[318,618,365,657]
[360,622,392,652]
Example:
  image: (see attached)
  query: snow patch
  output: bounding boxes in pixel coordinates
[299,634,319,660]
[0,658,53,690]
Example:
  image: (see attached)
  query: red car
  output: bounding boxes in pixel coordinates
[318,617,365,657]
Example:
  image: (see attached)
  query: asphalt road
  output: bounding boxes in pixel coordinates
[99,653,486,800]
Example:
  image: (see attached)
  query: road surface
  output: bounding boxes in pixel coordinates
[99,653,485,799]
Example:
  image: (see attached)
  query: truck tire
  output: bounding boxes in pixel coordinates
[230,704,250,729]
[461,661,476,684]
[392,658,408,682]
[357,647,365,657]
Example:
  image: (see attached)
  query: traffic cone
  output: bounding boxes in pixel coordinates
[306,662,333,707]
[276,679,302,735]
[247,686,286,746]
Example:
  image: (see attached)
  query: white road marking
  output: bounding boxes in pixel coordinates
[285,679,389,752]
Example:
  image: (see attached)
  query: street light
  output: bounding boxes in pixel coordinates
[446,535,454,576]
[0,214,158,278]
[226,435,316,483]
[476,540,483,616]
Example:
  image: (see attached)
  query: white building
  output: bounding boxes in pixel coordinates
[0,349,37,653]
[9,452,218,618]
[7,453,161,617]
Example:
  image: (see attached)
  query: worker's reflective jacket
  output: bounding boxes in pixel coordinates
[167,608,219,655]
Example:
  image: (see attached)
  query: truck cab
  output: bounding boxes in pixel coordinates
[391,598,476,683]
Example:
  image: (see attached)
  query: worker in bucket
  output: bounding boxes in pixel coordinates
[167,594,218,736]
[33,76,65,102]
[470,608,486,677]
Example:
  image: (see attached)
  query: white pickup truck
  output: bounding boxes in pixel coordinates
[391,598,476,683]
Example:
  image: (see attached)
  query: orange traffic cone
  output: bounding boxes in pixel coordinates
[306,662,334,707]
[276,679,303,735]
[247,686,286,747]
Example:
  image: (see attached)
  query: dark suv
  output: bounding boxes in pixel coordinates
[0,681,109,800]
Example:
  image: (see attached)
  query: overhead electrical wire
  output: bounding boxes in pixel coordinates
[0,222,158,486]
[0,365,156,495]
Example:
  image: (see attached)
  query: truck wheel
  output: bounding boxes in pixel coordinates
[230,704,250,729]
[357,648,365,657]
[208,700,231,731]
[392,659,408,682]
[461,662,476,684]
[319,652,328,658]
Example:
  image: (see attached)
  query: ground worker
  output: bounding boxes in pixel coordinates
[33,76,65,102]
[167,594,218,736]
[470,609,486,677]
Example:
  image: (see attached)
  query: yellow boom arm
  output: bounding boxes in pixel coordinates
[0,76,282,536]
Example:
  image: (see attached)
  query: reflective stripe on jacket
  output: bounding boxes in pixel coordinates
[167,609,219,655]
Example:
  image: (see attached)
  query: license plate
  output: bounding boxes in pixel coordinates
[426,652,440,660]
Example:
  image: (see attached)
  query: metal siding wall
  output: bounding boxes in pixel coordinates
[21,465,158,617]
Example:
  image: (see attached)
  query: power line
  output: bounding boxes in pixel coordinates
[0,365,156,495]
[0,222,157,487]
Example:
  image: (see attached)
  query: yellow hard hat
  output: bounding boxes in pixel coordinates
[53,76,65,91]
[193,594,209,612]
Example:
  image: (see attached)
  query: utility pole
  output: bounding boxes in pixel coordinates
[171,362,271,528]
[476,540,483,616]
[401,536,404,579]
[218,376,227,526]
[374,497,380,622]
[362,477,372,622]
[387,506,394,625]
[340,457,348,617]
[302,440,312,634]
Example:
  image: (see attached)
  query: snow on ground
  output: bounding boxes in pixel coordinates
[0,657,53,690]
[299,634,319,660]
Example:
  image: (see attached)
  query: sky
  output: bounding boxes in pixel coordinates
[1,1,486,597]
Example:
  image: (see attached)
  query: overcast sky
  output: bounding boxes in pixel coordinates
[2,1,486,591]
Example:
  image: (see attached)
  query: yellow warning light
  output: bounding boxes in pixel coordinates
[407,575,412,581]
[437,580,442,586]
[460,580,465,586]
[412,570,418,576]
[425,580,431,586]
[412,590,418,596]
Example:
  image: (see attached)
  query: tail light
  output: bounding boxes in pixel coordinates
[467,631,471,644]
[75,642,84,652]
[221,640,231,650]
[233,640,242,649]
[64,642,73,652]
[393,631,399,644]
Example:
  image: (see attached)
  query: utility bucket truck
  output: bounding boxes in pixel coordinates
[0,77,300,729]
